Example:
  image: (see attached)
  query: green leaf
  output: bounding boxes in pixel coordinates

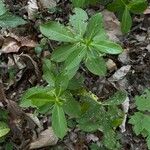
[84,50,107,76]
[69,8,88,36]
[40,21,76,42]
[0,12,26,28]
[129,112,146,135]
[64,45,86,71]
[55,73,69,95]
[63,65,80,80]
[0,0,7,16]
[71,0,86,8]
[51,44,77,62]
[92,28,108,42]
[121,7,132,33]
[92,40,123,54]
[107,0,128,19]
[20,86,52,108]
[135,89,150,111]
[78,122,100,132]
[52,104,68,139]
[103,90,127,105]
[29,92,55,107]
[0,122,10,138]
[63,92,81,118]
[128,0,148,14]
[147,136,150,150]
[103,130,118,149]
[68,75,84,90]
[42,59,55,86]
[85,13,103,40]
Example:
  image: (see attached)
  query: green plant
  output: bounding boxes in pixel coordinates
[20,58,127,149]
[107,0,148,33]
[40,8,123,76]
[0,109,10,138]
[0,0,26,28]
[129,89,150,149]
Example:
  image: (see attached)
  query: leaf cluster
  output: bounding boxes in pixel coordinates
[129,89,150,149]
[20,58,127,149]
[40,8,123,76]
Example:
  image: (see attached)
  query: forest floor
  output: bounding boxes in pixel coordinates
[0,0,150,150]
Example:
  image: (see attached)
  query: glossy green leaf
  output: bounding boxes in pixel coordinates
[85,50,107,76]
[92,40,123,54]
[64,45,86,71]
[52,105,68,139]
[0,13,26,28]
[85,13,103,39]
[121,7,132,33]
[128,0,148,14]
[40,21,75,42]
[0,122,10,138]
[69,8,88,36]
[51,44,77,62]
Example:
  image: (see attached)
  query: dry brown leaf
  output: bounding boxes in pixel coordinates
[102,10,122,42]
[27,0,38,20]
[30,127,58,149]
[1,37,21,53]
[106,59,117,72]
[109,65,131,82]
[144,6,150,15]
[7,33,37,47]
[120,96,130,133]
[38,0,56,9]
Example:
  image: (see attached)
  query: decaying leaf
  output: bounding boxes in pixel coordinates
[144,6,150,15]
[102,10,122,42]
[109,65,131,82]
[1,37,21,53]
[38,0,57,9]
[120,96,130,132]
[27,0,38,20]
[0,33,37,54]
[106,59,117,72]
[30,127,58,149]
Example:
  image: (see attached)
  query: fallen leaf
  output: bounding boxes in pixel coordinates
[106,59,117,72]
[30,127,58,149]
[102,10,122,42]
[120,96,130,133]
[144,6,150,15]
[38,0,56,9]
[1,37,21,53]
[27,0,38,20]
[109,65,131,82]
[118,49,130,64]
